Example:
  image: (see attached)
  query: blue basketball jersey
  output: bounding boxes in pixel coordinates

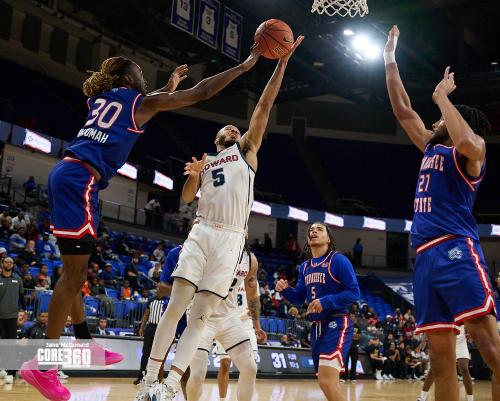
[282,251,360,322]
[410,144,485,248]
[65,87,144,189]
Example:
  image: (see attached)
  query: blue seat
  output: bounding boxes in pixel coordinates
[268,318,278,333]
[29,267,40,277]
[84,296,100,316]
[113,300,126,319]
[260,317,269,331]
[125,300,137,314]
[276,319,286,334]
[37,292,52,312]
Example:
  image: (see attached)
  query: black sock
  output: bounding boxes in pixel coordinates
[73,321,92,339]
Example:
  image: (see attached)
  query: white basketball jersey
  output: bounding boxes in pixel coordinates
[212,252,250,319]
[236,281,251,321]
[197,143,254,230]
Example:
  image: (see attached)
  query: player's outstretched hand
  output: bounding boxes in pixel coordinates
[433,66,456,103]
[384,25,400,55]
[279,35,305,65]
[240,43,263,72]
[255,328,268,344]
[306,299,323,315]
[184,153,207,176]
[166,64,189,92]
[275,279,289,292]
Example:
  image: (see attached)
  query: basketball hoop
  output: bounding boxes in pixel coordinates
[311,0,369,18]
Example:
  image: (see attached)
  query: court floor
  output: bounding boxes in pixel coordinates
[0,377,493,401]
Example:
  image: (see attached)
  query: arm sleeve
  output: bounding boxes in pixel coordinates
[320,255,360,310]
[281,264,307,305]
[160,247,180,284]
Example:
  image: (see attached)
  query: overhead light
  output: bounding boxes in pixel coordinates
[492,61,498,66]
[352,34,369,50]
[364,43,382,59]
[313,61,325,67]
[343,29,354,36]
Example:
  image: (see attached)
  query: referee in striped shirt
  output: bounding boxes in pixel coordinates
[136,293,167,384]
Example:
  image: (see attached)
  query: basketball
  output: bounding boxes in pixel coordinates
[254,19,294,59]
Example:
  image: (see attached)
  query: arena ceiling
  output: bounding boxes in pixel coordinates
[61,0,500,110]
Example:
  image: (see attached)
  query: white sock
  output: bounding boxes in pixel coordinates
[145,358,162,384]
[467,395,473,401]
[165,370,182,388]
[220,398,227,401]
[420,390,429,400]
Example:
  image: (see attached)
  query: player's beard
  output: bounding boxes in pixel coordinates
[216,136,237,148]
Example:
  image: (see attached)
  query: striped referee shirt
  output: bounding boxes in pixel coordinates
[147,298,166,325]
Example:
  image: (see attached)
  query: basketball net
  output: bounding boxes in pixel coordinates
[311,0,369,17]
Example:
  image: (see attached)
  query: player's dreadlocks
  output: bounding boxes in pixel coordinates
[83,56,135,97]
[300,222,336,261]
[454,104,491,137]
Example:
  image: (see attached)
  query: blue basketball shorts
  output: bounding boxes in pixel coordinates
[311,315,353,373]
[48,157,99,239]
[413,235,496,334]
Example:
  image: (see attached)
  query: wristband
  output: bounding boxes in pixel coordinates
[384,51,396,65]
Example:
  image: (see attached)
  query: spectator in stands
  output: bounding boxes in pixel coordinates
[366,337,385,380]
[11,211,31,231]
[9,227,27,253]
[252,237,263,252]
[115,234,133,256]
[384,332,395,351]
[353,238,363,268]
[280,334,292,347]
[37,264,51,288]
[403,345,422,379]
[0,219,12,241]
[145,198,161,228]
[125,255,142,292]
[99,263,117,289]
[17,263,30,277]
[264,233,272,256]
[121,279,132,300]
[137,288,151,303]
[24,312,48,339]
[385,342,399,379]
[20,240,38,266]
[0,247,6,260]
[51,266,63,290]
[148,262,162,284]
[285,233,300,261]
[287,306,299,320]
[260,289,274,316]
[36,232,57,260]
[95,318,110,335]
[343,313,361,382]
[63,316,73,335]
[403,308,414,321]
[257,266,268,287]
[88,276,100,296]
[22,272,36,290]
[95,279,115,316]
[153,244,165,262]
[0,209,12,228]
[23,176,37,196]
[90,245,106,270]
[81,279,92,297]
[17,311,28,338]
[178,202,192,235]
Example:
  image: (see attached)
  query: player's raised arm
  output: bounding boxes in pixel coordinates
[148,64,189,95]
[239,36,304,170]
[134,47,261,126]
[244,253,267,343]
[181,154,206,204]
[384,26,432,152]
[432,67,486,163]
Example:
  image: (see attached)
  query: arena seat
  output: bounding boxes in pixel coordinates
[84,297,100,316]
[260,317,270,332]
[105,288,119,298]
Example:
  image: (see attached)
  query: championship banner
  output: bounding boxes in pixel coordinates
[171,0,195,35]
[196,0,220,49]
[221,6,242,61]
[379,276,415,305]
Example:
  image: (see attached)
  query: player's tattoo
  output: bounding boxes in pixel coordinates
[248,296,261,321]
